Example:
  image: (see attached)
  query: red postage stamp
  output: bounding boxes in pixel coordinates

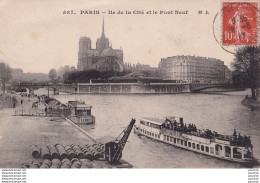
[222,2,258,46]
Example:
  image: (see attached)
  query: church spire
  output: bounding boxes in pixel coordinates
[102,17,105,37]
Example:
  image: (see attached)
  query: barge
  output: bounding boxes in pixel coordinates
[134,116,258,165]
[66,101,95,124]
[58,78,190,94]
[40,96,95,124]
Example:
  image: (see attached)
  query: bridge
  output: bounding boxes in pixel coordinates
[189,83,233,93]
[12,82,60,95]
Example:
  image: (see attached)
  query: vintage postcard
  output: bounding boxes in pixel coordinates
[0,0,259,181]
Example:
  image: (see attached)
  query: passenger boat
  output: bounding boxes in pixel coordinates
[133,116,258,165]
[67,101,95,124]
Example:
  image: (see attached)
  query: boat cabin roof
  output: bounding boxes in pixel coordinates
[140,117,166,125]
[75,104,92,109]
[140,116,182,125]
[67,101,92,109]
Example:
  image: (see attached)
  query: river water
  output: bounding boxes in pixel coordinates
[36,89,260,168]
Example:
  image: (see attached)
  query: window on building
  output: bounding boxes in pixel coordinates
[192,143,195,149]
[197,144,200,150]
[188,142,191,148]
[206,146,209,153]
[201,145,204,151]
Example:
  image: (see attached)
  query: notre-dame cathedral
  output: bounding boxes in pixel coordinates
[77,18,124,72]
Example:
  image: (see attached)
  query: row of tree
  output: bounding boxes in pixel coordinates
[62,70,131,83]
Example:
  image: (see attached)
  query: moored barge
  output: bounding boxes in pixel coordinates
[40,96,95,124]
[67,101,95,124]
[134,117,258,165]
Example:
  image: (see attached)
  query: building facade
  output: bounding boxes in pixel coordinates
[158,56,226,83]
[224,65,232,84]
[77,19,124,72]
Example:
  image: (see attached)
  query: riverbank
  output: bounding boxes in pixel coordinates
[200,88,251,96]
[241,96,260,109]
[0,94,95,168]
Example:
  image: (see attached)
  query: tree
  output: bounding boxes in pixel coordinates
[232,46,260,100]
[232,70,248,88]
[140,70,160,78]
[0,62,12,96]
[48,69,57,83]
[63,69,131,83]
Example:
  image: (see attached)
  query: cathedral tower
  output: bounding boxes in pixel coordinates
[77,37,91,70]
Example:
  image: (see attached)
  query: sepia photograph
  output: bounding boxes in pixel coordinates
[0,0,259,181]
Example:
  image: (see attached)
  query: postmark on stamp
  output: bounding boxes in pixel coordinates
[222,2,258,46]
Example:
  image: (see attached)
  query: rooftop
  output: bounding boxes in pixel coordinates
[67,101,92,108]
[140,117,166,125]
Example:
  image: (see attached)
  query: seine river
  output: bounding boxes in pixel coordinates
[36,89,260,168]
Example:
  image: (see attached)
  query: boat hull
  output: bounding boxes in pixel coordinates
[67,115,95,125]
[133,125,258,166]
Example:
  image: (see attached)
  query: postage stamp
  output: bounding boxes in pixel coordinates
[222,2,258,46]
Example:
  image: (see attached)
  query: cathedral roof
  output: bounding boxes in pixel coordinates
[100,47,115,57]
[97,37,109,41]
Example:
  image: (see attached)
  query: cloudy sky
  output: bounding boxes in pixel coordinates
[0,0,235,73]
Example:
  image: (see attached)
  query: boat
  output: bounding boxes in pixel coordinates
[67,101,95,124]
[40,96,95,124]
[133,116,258,165]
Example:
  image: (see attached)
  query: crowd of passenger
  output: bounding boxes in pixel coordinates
[231,129,252,147]
[162,118,252,147]
[163,118,197,133]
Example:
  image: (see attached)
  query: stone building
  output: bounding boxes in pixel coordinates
[224,65,232,84]
[77,18,124,72]
[158,55,226,83]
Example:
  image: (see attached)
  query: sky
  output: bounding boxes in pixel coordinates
[0,0,236,73]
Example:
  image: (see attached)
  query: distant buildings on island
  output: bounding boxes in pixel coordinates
[55,18,233,84]
[3,18,232,85]
[158,56,232,84]
[10,68,49,82]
